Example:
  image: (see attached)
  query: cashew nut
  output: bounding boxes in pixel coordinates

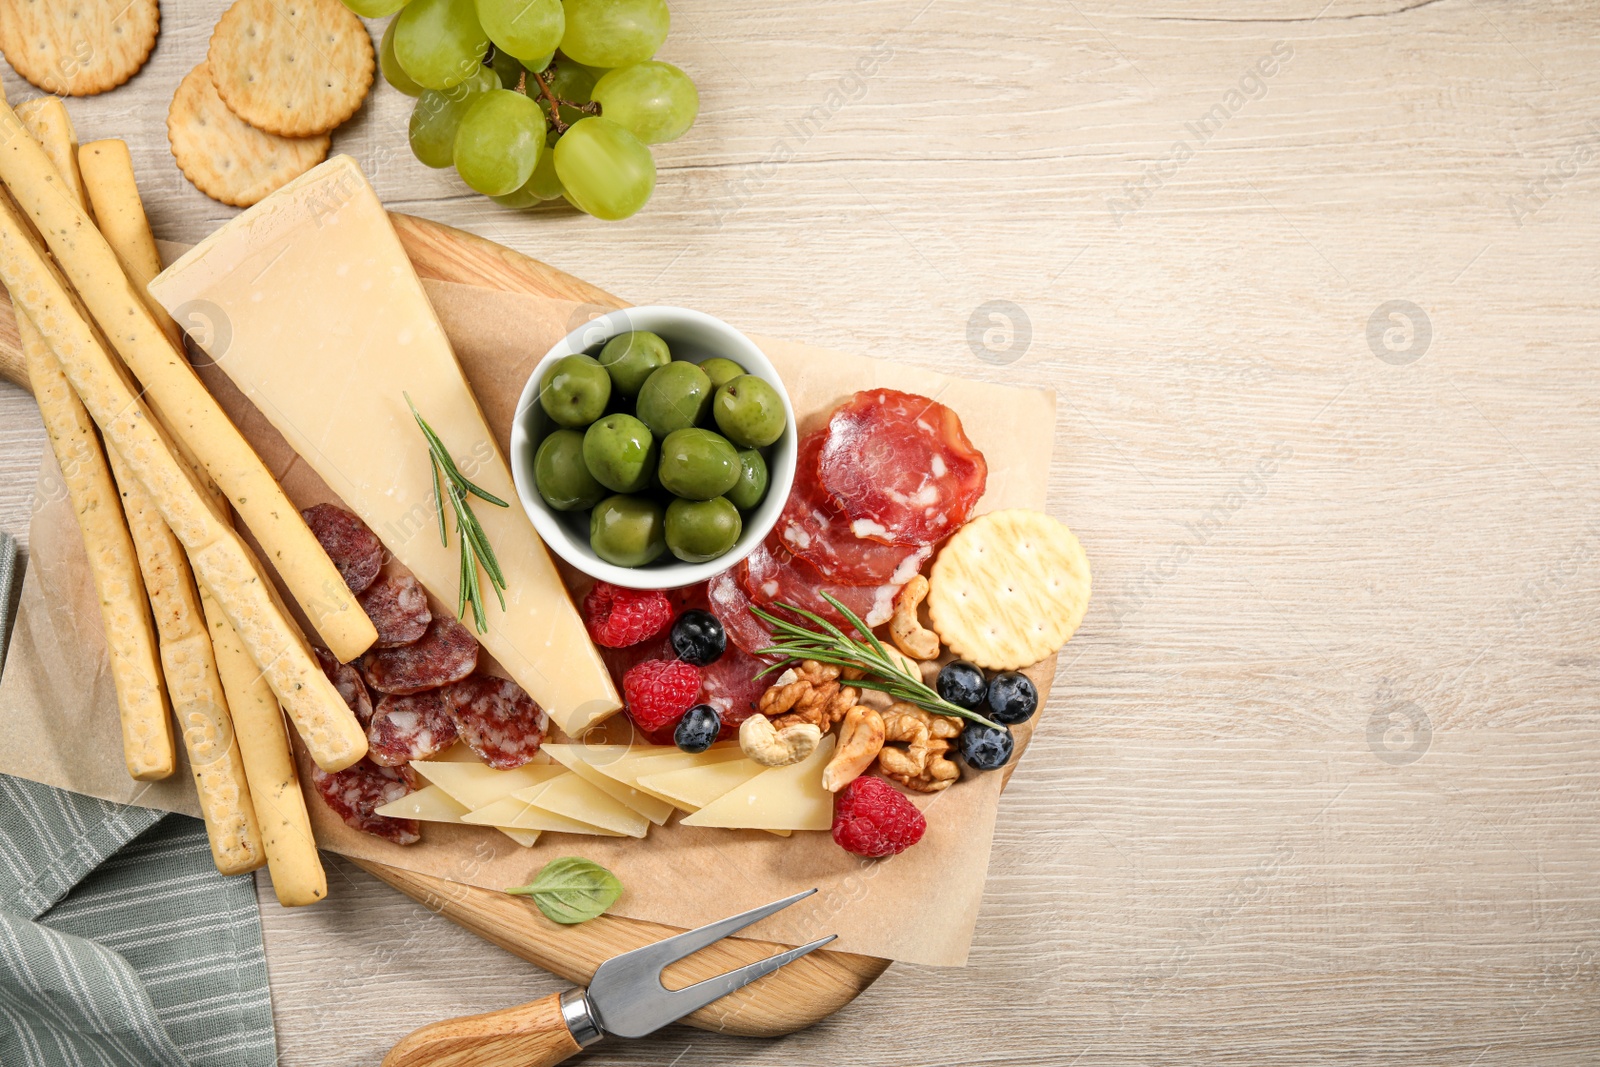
[739,714,822,767]
[890,574,940,660]
[822,705,886,792]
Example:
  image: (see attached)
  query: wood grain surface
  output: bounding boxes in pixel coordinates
[2,0,1598,1064]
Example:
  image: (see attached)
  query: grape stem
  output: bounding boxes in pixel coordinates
[528,64,601,136]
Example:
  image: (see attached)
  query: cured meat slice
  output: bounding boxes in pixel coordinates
[816,390,987,546]
[707,567,774,657]
[699,645,771,737]
[445,675,550,769]
[302,503,384,594]
[311,759,419,845]
[774,430,932,586]
[741,542,900,630]
[357,573,432,648]
[315,647,373,727]
[367,689,459,766]
[359,615,478,695]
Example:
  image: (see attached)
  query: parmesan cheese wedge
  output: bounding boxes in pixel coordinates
[0,100,376,664]
[0,194,368,774]
[680,736,837,832]
[509,774,650,838]
[147,156,619,735]
[539,743,675,825]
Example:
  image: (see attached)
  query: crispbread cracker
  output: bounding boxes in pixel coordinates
[0,0,159,96]
[206,0,373,138]
[167,62,330,207]
[927,509,1091,671]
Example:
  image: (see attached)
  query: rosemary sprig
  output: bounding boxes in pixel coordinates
[752,593,1000,728]
[406,393,509,633]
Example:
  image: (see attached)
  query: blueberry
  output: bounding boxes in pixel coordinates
[958,723,1014,772]
[986,672,1038,725]
[674,704,721,753]
[936,660,987,710]
[670,609,726,666]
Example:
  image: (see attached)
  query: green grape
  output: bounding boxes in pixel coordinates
[554,117,655,220]
[545,58,597,103]
[491,148,564,207]
[559,0,669,68]
[524,51,555,75]
[395,0,490,91]
[475,0,563,65]
[591,61,697,144]
[380,17,425,96]
[485,46,523,89]
[408,68,497,168]
[454,89,546,196]
[342,0,410,17]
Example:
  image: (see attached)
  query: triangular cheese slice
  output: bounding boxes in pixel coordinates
[410,760,563,810]
[148,156,620,735]
[510,774,650,838]
[681,736,836,831]
[375,784,469,823]
[539,744,675,824]
[637,758,765,813]
[589,745,750,806]
[464,794,626,836]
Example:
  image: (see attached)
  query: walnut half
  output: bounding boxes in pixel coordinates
[758,660,859,732]
[876,701,963,793]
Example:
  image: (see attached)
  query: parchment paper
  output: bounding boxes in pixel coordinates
[0,279,1057,966]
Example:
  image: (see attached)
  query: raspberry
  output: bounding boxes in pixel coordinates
[831,777,926,858]
[622,659,703,734]
[583,582,673,648]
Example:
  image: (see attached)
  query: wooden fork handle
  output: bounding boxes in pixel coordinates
[382,991,593,1067]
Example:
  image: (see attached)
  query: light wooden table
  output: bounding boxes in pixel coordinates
[3,0,1598,1062]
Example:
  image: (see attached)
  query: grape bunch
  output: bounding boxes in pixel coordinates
[345,0,698,220]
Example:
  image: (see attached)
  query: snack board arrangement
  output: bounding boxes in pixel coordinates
[0,47,1086,1036]
[0,0,695,217]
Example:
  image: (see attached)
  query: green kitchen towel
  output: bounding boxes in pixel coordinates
[0,531,278,1067]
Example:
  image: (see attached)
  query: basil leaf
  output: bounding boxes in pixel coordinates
[506,857,623,925]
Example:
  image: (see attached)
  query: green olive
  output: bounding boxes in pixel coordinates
[725,448,769,511]
[598,331,672,397]
[698,357,745,390]
[582,414,656,493]
[658,428,740,501]
[636,361,712,437]
[534,429,605,511]
[589,494,667,567]
[539,353,611,428]
[665,497,742,563]
[712,374,786,448]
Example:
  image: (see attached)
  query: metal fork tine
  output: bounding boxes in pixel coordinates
[665,935,839,1017]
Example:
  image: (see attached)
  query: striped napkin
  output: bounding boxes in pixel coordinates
[0,531,278,1067]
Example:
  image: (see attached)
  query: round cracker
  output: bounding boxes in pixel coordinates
[926,509,1091,671]
[168,62,330,208]
[206,0,373,138]
[0,0,160,96]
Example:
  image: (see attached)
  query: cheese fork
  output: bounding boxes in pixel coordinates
[382,889,835,1067]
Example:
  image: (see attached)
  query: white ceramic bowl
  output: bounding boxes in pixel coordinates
[510,306,796,590]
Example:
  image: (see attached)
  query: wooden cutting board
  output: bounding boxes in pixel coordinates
[0,211,1048,1037]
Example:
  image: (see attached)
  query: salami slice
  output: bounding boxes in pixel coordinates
[445,675,549,769]
[360,615,478,695]
[774,431,932,586]
[311,759,419,845]
[741,541,900,629]
[367,689,459,766]
[707,568,775,657]
[315,647,373,727]
[816,390,987,546]
[302,503,384,594]
[699,645,770,737]
[358,573,432,648]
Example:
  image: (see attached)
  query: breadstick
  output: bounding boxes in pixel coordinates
[9,106,172,781]
[77,139,182,347]
[0,194,369,773]
[0,99,376,665]
[16,99,266,874]
[79,140,324,900]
